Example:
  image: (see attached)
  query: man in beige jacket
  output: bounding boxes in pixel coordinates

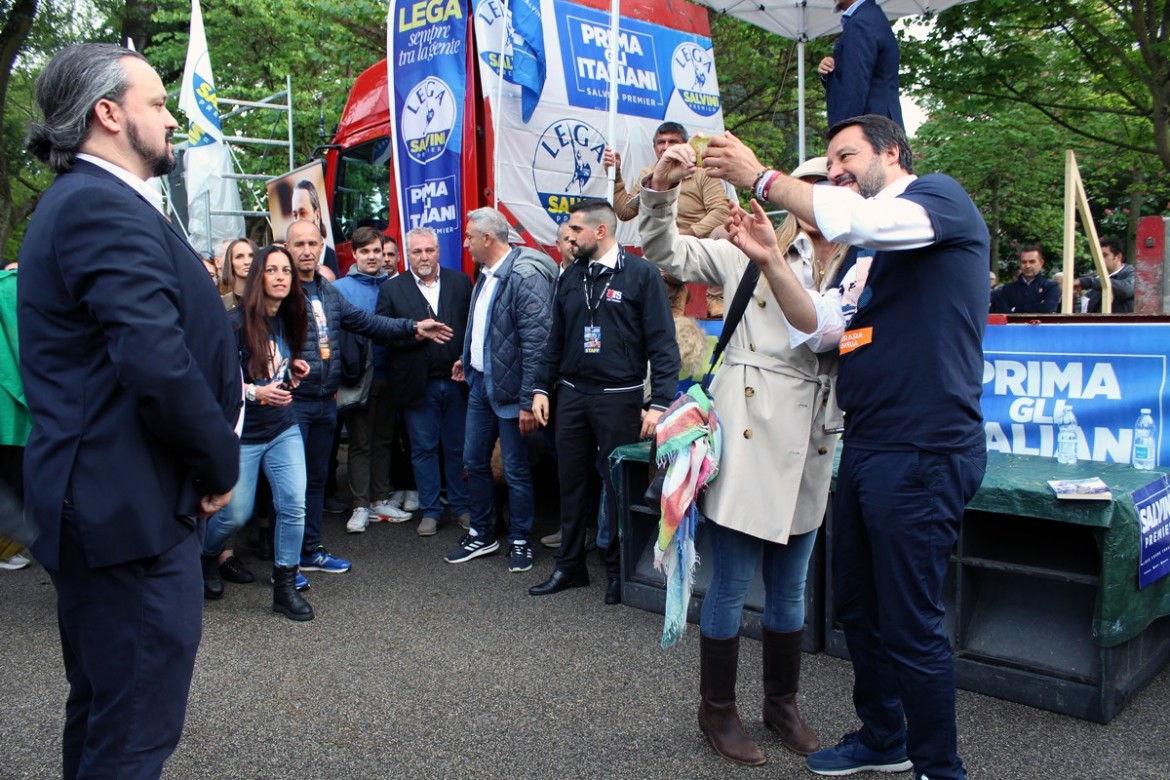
[603,121,729,238]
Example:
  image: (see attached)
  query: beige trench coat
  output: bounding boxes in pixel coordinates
[639,186,839,544]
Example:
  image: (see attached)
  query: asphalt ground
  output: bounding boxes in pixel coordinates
[2,483,1169,779]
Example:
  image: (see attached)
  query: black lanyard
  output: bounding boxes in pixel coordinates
[581,246,623,326]
[583,266,611,327]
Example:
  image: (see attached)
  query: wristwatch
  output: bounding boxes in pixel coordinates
[245,384,257,402]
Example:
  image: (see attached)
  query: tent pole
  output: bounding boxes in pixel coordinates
[798,39,806,163]
[606,0,620,205]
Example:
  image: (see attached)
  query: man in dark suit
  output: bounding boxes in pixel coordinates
[376,227,473,537]
[17,44,243,779]
[818,0,905,129]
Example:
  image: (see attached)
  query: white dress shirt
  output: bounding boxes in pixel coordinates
[788,175,937,351]
[469,263,500,372]
[413,271,442,316]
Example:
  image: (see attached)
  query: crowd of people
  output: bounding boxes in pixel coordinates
[0,25,1153,780]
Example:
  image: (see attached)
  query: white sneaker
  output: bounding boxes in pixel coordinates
[388,490,407,508]
[0,553,30,570]
[346,507,369,534]
[403,490,420,512]
[370,500,412,523]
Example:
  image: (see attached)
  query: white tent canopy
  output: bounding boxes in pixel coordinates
[687,0,976,159]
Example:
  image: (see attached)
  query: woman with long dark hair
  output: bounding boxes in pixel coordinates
[201,245,315,620]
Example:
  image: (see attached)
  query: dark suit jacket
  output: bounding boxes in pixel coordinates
[823,0,904,129]
[17,160,242,570]
[376,268,471,405]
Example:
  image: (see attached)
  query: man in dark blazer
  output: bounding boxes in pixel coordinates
[376,227,472,536]
[818,0,905,129]
[17,45,242,779]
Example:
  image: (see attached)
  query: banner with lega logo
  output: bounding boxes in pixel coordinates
[472,0,725,247]
[388,0,468,271]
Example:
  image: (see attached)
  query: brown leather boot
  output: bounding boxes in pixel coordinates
[762,627,821,755]
[698,634,767,766]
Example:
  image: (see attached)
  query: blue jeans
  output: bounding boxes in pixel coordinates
[700,521,819,639]
[204,425,307,569]
[596,459,610,550]
[464,369,534,544]
[293,397,337,553]
[834,444,985,780]
[402,378,469,519]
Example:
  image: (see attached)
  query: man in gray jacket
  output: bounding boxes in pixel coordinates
[1080,237,1136,313]
[446,208,556,573]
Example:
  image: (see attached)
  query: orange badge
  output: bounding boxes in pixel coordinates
[839,327,873,355]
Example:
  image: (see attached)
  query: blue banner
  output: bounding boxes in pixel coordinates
[982,323,1167,466]
[388,0,468,271]
[553,0,719,121]
[1136,475,1170,589]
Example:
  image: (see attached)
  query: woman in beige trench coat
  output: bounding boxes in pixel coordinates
[638,156,846,767]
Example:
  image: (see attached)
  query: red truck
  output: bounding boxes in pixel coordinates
[320,0,721,276]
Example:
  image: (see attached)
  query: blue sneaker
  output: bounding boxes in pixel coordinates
[806,732,913,776]
[299,545,351,574]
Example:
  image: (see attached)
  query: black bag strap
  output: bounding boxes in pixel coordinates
[701,262,760,390]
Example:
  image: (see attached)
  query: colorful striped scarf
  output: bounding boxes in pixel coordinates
[653,384,722,648]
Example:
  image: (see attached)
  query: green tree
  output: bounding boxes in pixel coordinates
[710,12,834,173]
[902,0,1170,263]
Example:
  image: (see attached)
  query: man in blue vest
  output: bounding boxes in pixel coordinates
[704,115,987,780]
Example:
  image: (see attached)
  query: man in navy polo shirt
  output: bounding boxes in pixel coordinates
[704,115,988,780]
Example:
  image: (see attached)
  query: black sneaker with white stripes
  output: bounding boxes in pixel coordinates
[445,534,499,564]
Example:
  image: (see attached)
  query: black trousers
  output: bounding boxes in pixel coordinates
[553,386,642,578]
[49,512,202,780]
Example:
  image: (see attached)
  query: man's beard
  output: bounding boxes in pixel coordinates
[127,117,176,178]
[572,240,598,261]
[856,156,887,199]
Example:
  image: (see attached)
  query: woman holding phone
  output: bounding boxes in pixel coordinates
[201,245,315,621]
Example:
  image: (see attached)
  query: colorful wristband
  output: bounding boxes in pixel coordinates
[758,171,782,201]
[750,168,770,193]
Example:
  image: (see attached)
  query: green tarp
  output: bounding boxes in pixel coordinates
[612,441,1170,647]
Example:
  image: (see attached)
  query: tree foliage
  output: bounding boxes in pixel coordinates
[902,0,1170,274]
[709,12,834,173]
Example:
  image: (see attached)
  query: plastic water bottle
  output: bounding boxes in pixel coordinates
[1057,406,1079,465]
[1133,408,1156,470]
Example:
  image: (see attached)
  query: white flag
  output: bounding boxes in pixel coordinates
[179,0,243,256]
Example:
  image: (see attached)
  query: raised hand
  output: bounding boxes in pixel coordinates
[649,143,696,191]
[726,199,782,269]
[703,131,766,190]
[603,147,622,174]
